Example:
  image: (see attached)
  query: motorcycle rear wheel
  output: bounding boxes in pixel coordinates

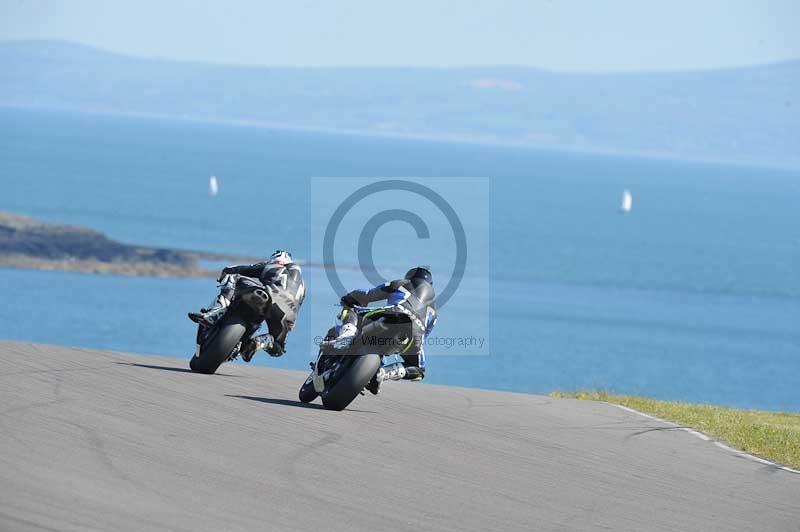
[320,354,381,411]
[189,316,246,374]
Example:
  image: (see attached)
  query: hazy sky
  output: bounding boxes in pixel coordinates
[1,0,799,71]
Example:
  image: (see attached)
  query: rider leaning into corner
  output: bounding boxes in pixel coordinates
[333,266,437,395]
[188,250,305,362]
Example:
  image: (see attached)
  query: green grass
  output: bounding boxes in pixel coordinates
[549,391,800,470]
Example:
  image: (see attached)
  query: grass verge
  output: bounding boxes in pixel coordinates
[549,391,800,470]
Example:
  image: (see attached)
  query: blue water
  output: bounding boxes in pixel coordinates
[2,107,799,410]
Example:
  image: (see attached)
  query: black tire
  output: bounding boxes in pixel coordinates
[321,354,381,411]
[298,374,319,403]
[189,316,246,374]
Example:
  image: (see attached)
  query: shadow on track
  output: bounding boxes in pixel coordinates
[115,361,245,377]
[226,394,378,414]
[227,394,324,410]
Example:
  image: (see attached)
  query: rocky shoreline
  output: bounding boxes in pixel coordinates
[0,211,256,278]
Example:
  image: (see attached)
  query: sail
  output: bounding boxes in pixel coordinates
[620,189,632,213]
[209,175,219,196]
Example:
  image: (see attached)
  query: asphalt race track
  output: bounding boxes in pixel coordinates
[1,341,798,531]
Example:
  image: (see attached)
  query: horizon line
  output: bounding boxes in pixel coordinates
[4,37,800,76]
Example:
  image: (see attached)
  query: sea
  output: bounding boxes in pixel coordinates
[2,107,799,411]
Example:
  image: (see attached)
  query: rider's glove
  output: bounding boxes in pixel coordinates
[217,267,232,283]
[340,293,360,308]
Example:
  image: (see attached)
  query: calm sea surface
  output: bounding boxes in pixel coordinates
[2,108,799,410]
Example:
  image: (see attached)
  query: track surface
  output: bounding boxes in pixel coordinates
[1,341,798,532]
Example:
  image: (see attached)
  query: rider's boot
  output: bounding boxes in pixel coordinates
[188,294,228,327]
[241,334,276,362]
[404,366,425,381]
[332,323,358,350]
[365,362,407,395]
[188,306,226,327]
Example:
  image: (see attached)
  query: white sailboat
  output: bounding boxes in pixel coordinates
[620,189,632,214]
[209,175,219,197]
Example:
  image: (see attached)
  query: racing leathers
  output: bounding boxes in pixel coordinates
[338,276,437,381]
[191,260,305,359]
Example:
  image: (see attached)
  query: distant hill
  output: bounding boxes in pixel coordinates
[0,210,254,277]
[2,40,799,167]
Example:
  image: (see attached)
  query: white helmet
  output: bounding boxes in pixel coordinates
[268,249,293,266]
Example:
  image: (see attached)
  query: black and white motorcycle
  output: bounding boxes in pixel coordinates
[299,305,412,410]
[188,276,272,374]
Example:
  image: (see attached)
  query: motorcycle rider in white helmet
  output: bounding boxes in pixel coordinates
[188,250,305,361]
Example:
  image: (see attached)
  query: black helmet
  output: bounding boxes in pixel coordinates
[404,266,432,284]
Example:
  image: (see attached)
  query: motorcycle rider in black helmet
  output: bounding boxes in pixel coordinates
[188,250,305,361]
[334,266,437,395]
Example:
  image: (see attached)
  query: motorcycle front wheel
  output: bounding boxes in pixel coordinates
[298,373,319,403]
